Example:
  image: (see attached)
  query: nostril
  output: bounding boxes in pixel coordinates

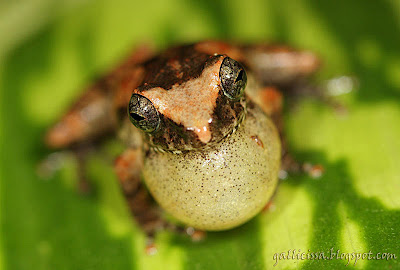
[130,113,145,121]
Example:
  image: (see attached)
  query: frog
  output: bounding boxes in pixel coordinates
[44,40,320,239]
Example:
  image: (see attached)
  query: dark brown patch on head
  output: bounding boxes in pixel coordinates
[138,44,219,91]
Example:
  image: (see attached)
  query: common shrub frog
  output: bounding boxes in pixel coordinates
[45,41,320,235]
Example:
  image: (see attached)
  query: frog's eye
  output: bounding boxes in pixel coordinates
[220,57,247,100]
[128,94,160,133]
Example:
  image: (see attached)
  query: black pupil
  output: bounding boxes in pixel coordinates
[130,113,145,121]
[235,69,244,83]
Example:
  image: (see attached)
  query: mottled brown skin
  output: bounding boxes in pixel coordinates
[45,40,320,236]
[132,51,246,151]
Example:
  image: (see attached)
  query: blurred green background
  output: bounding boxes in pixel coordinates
[1,0,400,269]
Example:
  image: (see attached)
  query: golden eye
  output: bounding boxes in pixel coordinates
[128,94,160,133]
[220,57,247,100]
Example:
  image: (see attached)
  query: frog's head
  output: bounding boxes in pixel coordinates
[128,45,247,152]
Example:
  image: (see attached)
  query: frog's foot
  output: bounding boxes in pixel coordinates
[185,227,207,242]
[321,75,358,116]
[280,153,325,179]
[126,188,206,243]
[143,227,206,255]
[262,200,277,213]
[280,152,301,177]
[37,151,70,179]
[37,146,96,195]
[302,162,324,179]
[145,239,158,256]
[126,183,167,237]
[284,75,358,117]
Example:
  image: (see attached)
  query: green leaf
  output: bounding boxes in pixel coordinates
[1,0,399,269]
